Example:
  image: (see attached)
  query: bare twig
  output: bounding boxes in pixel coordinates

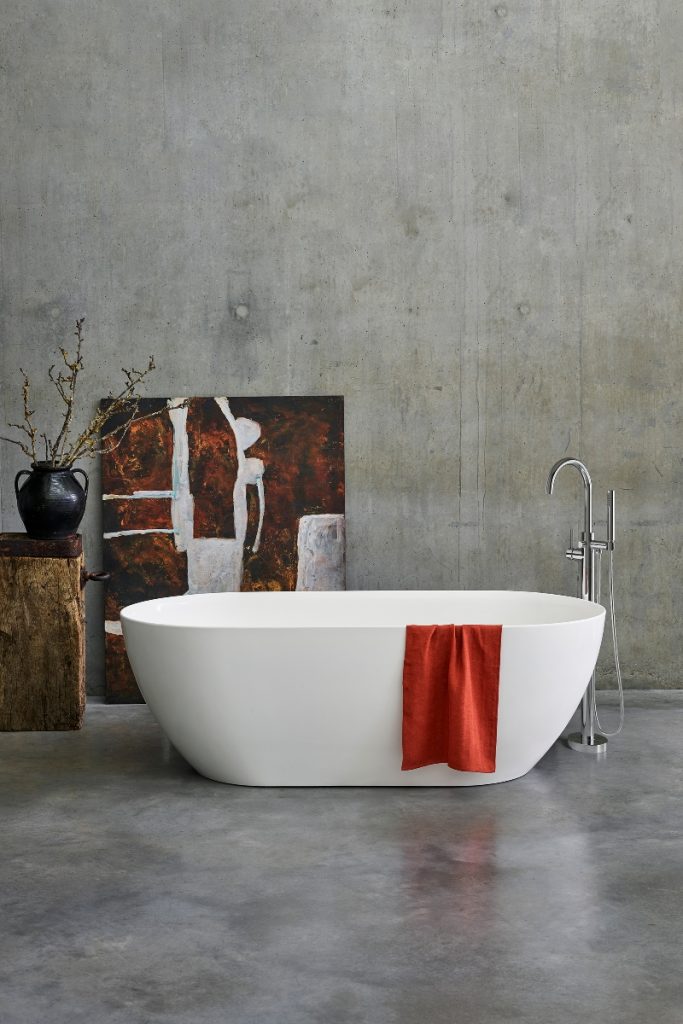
[73,398,189,462]
[48,364,70,406]
[1,320,167,468]
[10,370,40,462]
[52,318,85,460]
[66,356,158,465]
[0,434,35,458]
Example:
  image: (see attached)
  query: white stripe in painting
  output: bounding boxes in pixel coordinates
[168,398,194,553]
[103,491,175,500]
[177,399,267,594]
[103,529,176,538]
[104,620,123,635]
[184,399,246,594]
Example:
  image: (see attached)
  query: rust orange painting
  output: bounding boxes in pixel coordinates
[101,396,345,702]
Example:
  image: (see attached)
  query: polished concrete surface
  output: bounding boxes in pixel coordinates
[2,695,682,1024]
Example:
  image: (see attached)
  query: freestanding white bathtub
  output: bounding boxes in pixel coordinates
[120,591,605,787]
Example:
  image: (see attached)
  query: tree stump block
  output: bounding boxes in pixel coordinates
[0,533,85,730]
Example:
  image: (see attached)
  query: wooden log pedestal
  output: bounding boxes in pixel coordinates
[0,533,85,730]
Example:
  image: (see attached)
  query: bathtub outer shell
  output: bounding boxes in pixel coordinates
[120,591,606,787]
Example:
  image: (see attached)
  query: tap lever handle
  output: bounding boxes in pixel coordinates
[607,490,615,548]
[565,525,585,561]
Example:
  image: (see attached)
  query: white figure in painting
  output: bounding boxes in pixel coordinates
[214,397,265,555]
[168,397,265,593]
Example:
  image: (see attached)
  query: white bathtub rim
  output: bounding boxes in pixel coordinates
[120,589,606,631]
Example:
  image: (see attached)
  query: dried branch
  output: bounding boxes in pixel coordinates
[48,364,70,406]
[52,318,85,460]
[0,434,35,458]
[9,370,40,462]
[1,319,168,468]
[73,398,189,462]
[66,356,158,465]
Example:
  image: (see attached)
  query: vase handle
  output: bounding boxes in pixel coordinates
[14,469,31,500]
[72,467,89,499]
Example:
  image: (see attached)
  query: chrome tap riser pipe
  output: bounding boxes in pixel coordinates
[546,457,608,753]
[546,457,594,601]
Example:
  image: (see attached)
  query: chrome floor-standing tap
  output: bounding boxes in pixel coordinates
[546,458,616,753]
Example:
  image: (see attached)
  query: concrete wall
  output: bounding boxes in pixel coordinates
[1,1,681,693]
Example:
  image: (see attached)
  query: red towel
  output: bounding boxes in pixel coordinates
[401,624,502,773]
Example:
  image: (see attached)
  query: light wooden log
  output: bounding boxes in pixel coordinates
[0,534,85,730]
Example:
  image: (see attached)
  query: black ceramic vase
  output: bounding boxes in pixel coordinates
[15,462,89,539]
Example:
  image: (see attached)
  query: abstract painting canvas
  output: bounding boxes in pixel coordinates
[101,396,345,702]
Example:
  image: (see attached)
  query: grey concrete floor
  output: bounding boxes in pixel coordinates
[1,695,682,1024]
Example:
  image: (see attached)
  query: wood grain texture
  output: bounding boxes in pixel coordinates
[0,543,85,730]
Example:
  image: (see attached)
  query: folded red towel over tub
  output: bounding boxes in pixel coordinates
[401,624,503,773]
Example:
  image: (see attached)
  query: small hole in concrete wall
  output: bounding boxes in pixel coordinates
[234,304,249,320]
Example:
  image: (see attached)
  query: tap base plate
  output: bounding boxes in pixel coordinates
[567,732,608,754]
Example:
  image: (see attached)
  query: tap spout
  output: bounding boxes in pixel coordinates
[546,457,593,538]
[546,457,593,499]
[546,456,595,602]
